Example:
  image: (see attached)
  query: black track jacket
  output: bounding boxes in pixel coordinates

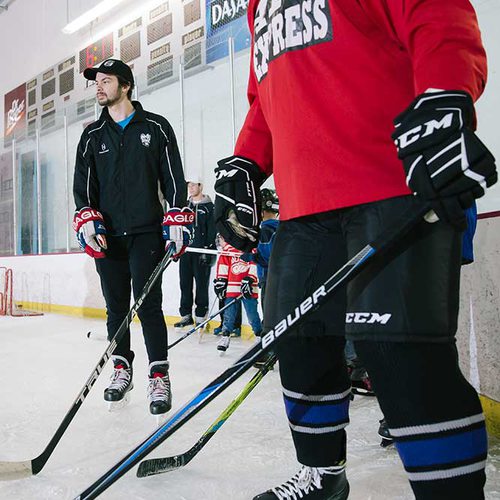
[73,101,187,236]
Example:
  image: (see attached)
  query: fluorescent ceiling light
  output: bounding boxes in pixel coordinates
[62,0,126,34]
[81,0,160,48]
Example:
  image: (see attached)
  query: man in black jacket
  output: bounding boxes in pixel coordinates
[174,179,216,328]
[73,59,193,416]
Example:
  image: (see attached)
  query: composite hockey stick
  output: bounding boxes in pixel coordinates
[0,243,177,480]
[168,295,243,349]
[138,354,277,476]
[74,204,429,500]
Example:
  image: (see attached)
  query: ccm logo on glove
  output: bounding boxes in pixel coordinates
[395,113,454,150]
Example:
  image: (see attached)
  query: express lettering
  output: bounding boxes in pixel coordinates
[253,0,332,82]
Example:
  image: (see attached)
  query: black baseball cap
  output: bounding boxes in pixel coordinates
[83,59,134,85]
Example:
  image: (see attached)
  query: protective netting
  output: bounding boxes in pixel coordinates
[0,267,45,317]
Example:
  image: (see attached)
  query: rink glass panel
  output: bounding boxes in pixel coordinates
[0,46,251,256]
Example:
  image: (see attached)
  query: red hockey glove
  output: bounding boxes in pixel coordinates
[73,207,107,259]
[162,207,195,259]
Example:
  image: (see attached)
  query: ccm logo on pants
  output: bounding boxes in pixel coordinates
[345,312,392,325]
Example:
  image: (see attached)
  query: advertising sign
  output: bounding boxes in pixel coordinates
[206,0,250,63]
[4,83,26,143]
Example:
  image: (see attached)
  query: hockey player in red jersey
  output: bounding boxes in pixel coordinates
[214,1,496,499]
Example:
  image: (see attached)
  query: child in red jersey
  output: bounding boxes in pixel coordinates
[213,238,262,352]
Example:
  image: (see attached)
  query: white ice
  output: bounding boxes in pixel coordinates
[0,314,498,500]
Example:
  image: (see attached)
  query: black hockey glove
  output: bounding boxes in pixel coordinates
[199,250,216,267]
[392,90,497,229]
[214,156,267,252]
[213,277,228,300]
[240,276,254,299]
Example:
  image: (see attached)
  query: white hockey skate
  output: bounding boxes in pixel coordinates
[147,361,172,426]
[104,355,134,412]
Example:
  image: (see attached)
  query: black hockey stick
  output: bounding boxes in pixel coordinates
[138,354,277,476]
[74,204,429,500]
[0,243,177,480]
[168,295,243,349]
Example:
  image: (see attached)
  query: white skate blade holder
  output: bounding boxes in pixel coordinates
[107,392,132,412]
[154,413,169,428]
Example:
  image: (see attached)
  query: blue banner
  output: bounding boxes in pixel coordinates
[206,0,251,63]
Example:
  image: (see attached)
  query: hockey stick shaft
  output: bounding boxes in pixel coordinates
[75,204,429,499]
[198,295,219,343]
[138,354,277,476]
[0,244,176,480]
[168,295,243,349]
[186,247,242,257]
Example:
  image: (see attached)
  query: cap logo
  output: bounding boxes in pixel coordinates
[103,60,115,67]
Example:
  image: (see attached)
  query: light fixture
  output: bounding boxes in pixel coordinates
[62,0,126,34]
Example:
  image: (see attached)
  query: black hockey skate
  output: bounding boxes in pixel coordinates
[174,315,194,328]
[147,361,172,417]
[253,351,276,371]
[253,465,349,500]
[347,358,375,397]
[378,418,394,448]
[104,354,134,411]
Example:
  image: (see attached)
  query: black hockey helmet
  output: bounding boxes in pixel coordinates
[261,188,279,213]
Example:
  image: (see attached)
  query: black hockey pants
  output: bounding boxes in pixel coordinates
[95,232,168,364]
[266,195,487,500]
[178,252,212,318]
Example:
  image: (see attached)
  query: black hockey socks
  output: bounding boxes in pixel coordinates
[354,340,487,500]
[277,336,350,466]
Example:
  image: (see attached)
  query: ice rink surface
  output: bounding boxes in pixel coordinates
[0,314,498,500]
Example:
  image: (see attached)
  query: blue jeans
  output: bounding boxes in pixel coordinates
[344,340,357,363]
[222,297,262,336]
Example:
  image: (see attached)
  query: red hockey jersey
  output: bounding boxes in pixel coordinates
[216,243,259,298]
[235,0,487,220]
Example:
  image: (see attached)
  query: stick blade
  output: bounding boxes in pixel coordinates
[137,456,185,477]
[0,460,33,480]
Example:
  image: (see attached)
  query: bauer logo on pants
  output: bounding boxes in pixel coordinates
[253,0,333,82]
[261,285,327,349]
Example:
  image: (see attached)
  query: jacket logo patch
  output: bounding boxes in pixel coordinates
[99,143,110,154]
[253,0,333,82]
[140,133,151,147]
